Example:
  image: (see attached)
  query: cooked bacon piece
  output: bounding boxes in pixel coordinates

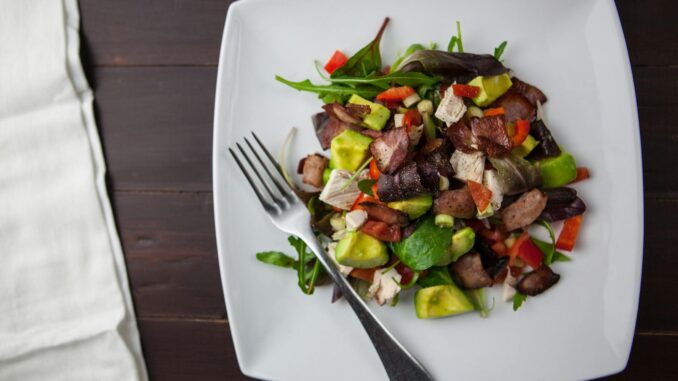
[451,252,493,289]
[370,127,409,174]
[516,266,560,296]
[377,162,428,202]
[345,103,372,118]
[359,202,409,226]
[500,188,548,231]
[446,119,477,153]
[298,154,329,188]
[312,112,359,150]
[360,129,382,139]
[470,115,512,157]
[511,77,548,106]
[323,103,362,125]
[432,187,476,218]
[492,92,535,122]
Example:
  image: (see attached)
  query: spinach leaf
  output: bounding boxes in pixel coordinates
[256,251,296,268]
[358,179,377,196]
[494,41,508,60]
[331,17,390,78]
[392,216,454,270]
[275,76,380,101]
[513,292,527,311]
[416,266,454,287]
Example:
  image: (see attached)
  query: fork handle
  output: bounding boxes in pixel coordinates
[298,230,434,381]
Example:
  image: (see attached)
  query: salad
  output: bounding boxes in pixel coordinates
[256,18,588,318]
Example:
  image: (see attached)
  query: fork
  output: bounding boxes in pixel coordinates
[228,132,434,381]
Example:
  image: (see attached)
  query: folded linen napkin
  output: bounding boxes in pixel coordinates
[0,0,147,379]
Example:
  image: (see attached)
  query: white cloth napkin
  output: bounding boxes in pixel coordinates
[0,1,147,379]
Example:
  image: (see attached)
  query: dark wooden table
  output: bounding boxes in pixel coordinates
[78,1,678,379]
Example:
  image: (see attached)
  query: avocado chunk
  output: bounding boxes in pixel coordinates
[387,194,433,220]
[467,74,513,107]
[348,94,391,131]
[335,231,389,269]
[435,226,476,266]
[512,134,538,158]
[415,284,474,319]
[538,150,577,188]
[329,129,373,172]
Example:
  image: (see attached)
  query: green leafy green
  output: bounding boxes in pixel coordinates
[447,21,463,53]
[532,238,571,263]
[316,61,441,89]
[358,179,377,196]
[553,251,572,262]
[391,42,437,72]
[465,288,492,318]
[275,76,380,102]
[256,251,296,268]
[255,235,324,295]
[534,219,556,264]
[392,216,454,270]
[331,18,390,78]
[416,266,454,288]
[513,292,527,311]
[494,41,508,60]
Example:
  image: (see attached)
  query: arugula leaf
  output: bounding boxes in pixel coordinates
[416,266,454,287]
[275,76,380,101]
[513,292,527,311]
[288,236,322,294]
[256,251,296,268]
[553,251,572,262]
[534,219,556,264]
[494,41,508,60]
[331,17,390,78]
[447,21,463,53]
[358,179,377,196]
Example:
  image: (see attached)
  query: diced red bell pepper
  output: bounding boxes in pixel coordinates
[571,167,590,183]
[375,86,416,102]
[403,108,422,129]
[556,215,583,251]
[324,50,348,74]
[483,107,505,117]
[452,84,481,98]
[512,119,530,147]
[467,180,493,211]
[507,232,543,268]
[350,268,376,282]
[369,159,381,180]
[361,221,402,242]
[515,238,544,269]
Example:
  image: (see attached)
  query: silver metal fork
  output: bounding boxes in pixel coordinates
[229,132,434,381]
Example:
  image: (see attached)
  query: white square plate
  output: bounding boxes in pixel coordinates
[213,0,643,380]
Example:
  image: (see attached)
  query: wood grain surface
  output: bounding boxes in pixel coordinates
[78,0,678,379]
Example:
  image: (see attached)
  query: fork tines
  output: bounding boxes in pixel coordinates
[228,132,296,213]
